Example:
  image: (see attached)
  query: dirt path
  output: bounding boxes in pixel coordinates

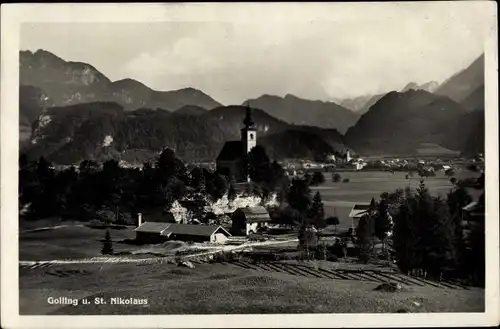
[20,224,86,234]
[19,238,298,266]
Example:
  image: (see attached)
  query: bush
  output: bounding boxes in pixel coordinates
[314,244,328,260]
[466,164,480,172]
[117,212,134,225]
[210,251,239,263]
[311,171,325,186]
[96,209,116,225]
[326,216,340,227]
[342,178,350,183]
[327,254,338,262]
[332,173,342,182]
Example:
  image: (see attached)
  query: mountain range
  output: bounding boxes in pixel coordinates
[345,54,484,156]
[435,54,485,105]
[24,103,346,164]
[19,49,485,163]
[243,94,359,134]
[19,49,222,113]
[338,80,439,115]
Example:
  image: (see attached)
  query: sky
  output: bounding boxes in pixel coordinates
[19,2,492,105]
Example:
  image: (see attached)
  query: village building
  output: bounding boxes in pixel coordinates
[230,206,271,236]
[336,149,352,164]
[135,222,231,244]
[348,203,372,231]
[216,105,257,183]
[461,197,485,239]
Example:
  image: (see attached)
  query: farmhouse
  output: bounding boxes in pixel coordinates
[348,203,372,231]
[461,198,485,242]
[231,206,271,236]
[216,104,256,183]
[135,222,231,244]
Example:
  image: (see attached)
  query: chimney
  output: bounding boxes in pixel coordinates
[137,213,142,227]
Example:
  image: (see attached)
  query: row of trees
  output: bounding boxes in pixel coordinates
[354,175,485,286]
[19,146,288,223]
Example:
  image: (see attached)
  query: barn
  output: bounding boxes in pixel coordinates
[161,223,231,244]
[135,222,171,244]
[134,222,231,244]
[348,203,372,231]
[231,206,271,236]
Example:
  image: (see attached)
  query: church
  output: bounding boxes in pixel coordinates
[216,105,257,182]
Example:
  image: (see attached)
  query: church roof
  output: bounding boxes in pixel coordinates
[217,141,243,161]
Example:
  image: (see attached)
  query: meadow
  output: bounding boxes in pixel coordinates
[19,261,484,315]
[312,170,480,232]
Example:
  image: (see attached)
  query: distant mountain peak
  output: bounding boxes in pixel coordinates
[401,82,420,92]
[435,53,484,103]
[243,93,359,134]
[401,81,439,93]
[19,49,223,112]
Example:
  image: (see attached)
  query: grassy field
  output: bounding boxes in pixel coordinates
[20,226,138,261]
[19,261,484,315]
[311,171,480,232]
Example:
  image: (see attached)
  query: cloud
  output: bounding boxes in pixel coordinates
[21,2,490,105]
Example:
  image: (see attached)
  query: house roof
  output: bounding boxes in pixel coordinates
[217,141,243,161]
[135,222,170,233]
[234,206,271,222]
[160,223,231,237]
[462,201,484,215]
[349,203,371,218]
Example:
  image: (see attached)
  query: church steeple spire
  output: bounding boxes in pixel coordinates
[243,101,254,128]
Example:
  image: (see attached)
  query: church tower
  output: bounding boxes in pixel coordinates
[241,103,257,154]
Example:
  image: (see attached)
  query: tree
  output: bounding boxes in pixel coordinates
[311,171,325,186]
[156,147,188,184]
[274,207,302,227]
[392,181,458,278]
[206,172,228,201]
[326,216,340,232]
[286,178,312,217]
[374,196,392,256]
[165,177,187,206]
[447,186,472,273]
[227,182,237,202]
[298,225,318,259]
[307,191,326,228]
[79,159,100,177]
[464,192,485,286]
[190,167,206,191]
[356,214,375,264]
[96,208,116,225]
[247,145,272,183]
[445,168,455,178]
[101,229,114,255]
[393,197,414,273]
[466,164,480,173]
[100,159,124,209]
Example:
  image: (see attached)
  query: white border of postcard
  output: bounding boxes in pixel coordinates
[1,2,499,328]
